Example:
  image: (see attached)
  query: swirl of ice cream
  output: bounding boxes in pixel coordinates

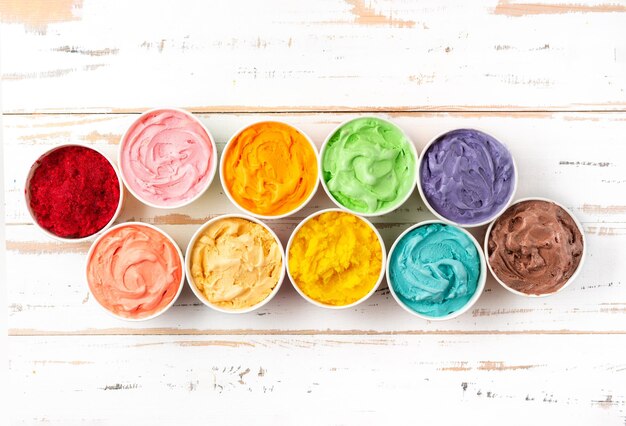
[189,217,283,310]
[487,200,584,295]
[420,129,515,225]
[120,109,214,207]
[288,211,383,306]
[322,117,416,214]
[86,224,183,319]
[389,223,481,317]
[222,122,318,216]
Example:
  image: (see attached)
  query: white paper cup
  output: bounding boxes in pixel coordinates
[185,214,285,314]
[118,107,217,209]
[220,120,319,220]
[285,208,387,309]
[25,143,124,243]
[417,128,518,228]
[85,222,185,321]
[484,197,587,297]
[319,116,419,217]
[386,220,487,320]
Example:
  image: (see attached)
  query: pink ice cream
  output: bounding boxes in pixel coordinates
[120,109,215,207]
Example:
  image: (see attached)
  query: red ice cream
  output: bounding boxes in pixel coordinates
[27,145,121,238]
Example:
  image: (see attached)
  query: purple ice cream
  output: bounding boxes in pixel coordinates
[419,129,515,225]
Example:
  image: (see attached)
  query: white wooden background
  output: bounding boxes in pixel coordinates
[2,1,626,424]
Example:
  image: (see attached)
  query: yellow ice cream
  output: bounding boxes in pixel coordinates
[288,211,383,306]
[190,217,283,310]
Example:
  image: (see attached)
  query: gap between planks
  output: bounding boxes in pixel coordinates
[3,107,626,115]
[6,108,626,340]
[8,328,626,337]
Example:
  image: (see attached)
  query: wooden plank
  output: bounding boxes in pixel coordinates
[0,111,7,400]
[5,112,626,224]
[5,111,626,334]
[4,2,626,423]
[6,217,626,334]
[8,334,626,424]
[1,0,626,113]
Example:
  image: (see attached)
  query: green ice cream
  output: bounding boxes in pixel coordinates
[322,117,416,214]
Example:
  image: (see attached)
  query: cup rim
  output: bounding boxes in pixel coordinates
[416,127,518,228]
[285,207,387,309]
[184,213,286,314]
[385,219,487,321]
[117,107,218,210]
[24,143,125,243]
[483,196,587,298]
[219,120,320,220]
[318,116,419,217]
[85,221,186,322]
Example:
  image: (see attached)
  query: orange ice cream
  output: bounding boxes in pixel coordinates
[86,223,183,319]
[222,121,318,216]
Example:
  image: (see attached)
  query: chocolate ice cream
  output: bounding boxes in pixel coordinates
[487,199,584,295]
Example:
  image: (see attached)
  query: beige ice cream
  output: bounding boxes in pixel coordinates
[189,217,282,310]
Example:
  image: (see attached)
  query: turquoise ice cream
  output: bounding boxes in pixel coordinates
[389,223,481,318]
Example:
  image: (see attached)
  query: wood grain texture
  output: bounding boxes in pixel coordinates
[1,0,626,112]
[8,335,626,425]
[3,1,626,424]
[5,112,626,335]
[494,0,626,16]
[5,112,626,225]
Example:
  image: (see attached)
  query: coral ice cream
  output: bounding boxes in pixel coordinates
[87,224,183,319]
